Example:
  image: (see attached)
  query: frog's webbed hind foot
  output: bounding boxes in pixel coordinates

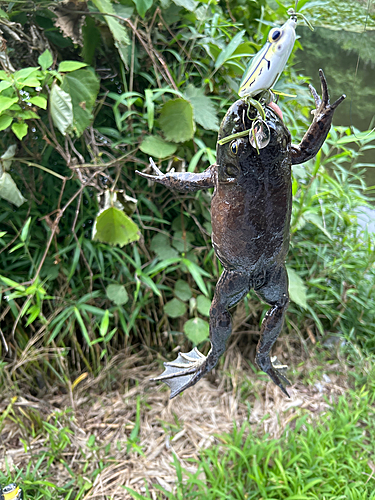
[271,356,291,390]
[256,354,291,397]
[151,348,207,399]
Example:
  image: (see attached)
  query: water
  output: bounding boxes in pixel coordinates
[294,27,375,192]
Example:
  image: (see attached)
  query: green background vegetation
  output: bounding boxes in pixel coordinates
[0,0,374,498]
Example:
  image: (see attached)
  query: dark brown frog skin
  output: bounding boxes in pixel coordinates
[136,70,345,398]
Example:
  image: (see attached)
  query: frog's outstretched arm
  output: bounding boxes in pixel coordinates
[136,158,216,192]
[291,69,346,165]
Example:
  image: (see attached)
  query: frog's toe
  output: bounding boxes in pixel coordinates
[151,348,207,399]
[256,354,291,397]
[271,355,291,390]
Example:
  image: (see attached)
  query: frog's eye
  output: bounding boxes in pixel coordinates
[230,140,238,155]
[268,28,282,43]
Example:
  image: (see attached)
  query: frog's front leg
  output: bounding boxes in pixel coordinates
[291,69,346,165]
[255,265,291,397]
[152,269,250,398]
[136,158,216,192]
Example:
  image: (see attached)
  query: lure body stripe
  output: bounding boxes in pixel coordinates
[239,17,297,98]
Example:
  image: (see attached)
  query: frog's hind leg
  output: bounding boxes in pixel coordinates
[254,265,291,397]
[152,269,250,399]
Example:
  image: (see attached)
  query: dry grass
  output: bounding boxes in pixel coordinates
[0,346,352,499]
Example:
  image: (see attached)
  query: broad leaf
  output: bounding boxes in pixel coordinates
[93,207,140,246]
[171,0,197,11]
[29,95,48,110]
[164,298,187,318]
[150,233,179,260]
[58,61,88,72]
[174,280,192,301]
[159,98,195,143]
[0,172,27,207]
[12,121,28,140]
[184,317,209,344]
[196,295,211,316]
[185,84,219,131]
[0,115,13,131]
[287,267,308,309]
[133,0,153,18]
[38,49,53,70]
[50,84,73,135]
[140,136,177,158]
[106,284,129,305]
[61,69,100,136]
[91,0,130,66]
[0,96,18,114]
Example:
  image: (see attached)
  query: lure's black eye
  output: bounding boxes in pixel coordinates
[269,28,282,42]
[230,140,238,155]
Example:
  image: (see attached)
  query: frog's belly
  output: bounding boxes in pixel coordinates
[211,187,291,271]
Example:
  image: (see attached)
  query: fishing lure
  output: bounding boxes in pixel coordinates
[238,15,297,100]
[219,2,313,151]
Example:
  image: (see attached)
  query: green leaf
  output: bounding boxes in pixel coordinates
[197,295,211,316]
[93,207,140,247]
[38,49,53,70]
[20,217,31,242]
[150,233,179,260]
[171,0,198,11]
[172,230,194,253]
[215,30,246,69]
[0,172,27,207]
[182,258,209,296]
[0,81,12,92]
[174,280,192,301]
[91,0,130,66]
[50,84,73,135]
[164,298,187,318]
[0,114,13,131]
[185,84,219,131]
[159,98,195,143]
[139,136,177,158]
[287,267,308,309]
[11,121,28,140]
[303,212,333,240]
[100,310,110,337]
[58,61,88,73]
[61,69,100,137]
[0,96,18,114]
[106,284,129,305]
[29,95,48,110]
[184,317,209,344]
[133,0,153,18]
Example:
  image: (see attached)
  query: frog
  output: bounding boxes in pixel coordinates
[136,70,345,398]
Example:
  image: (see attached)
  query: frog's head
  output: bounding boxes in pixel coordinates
[216,99,291,183]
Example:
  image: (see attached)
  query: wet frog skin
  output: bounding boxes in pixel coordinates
[137,70,345,398]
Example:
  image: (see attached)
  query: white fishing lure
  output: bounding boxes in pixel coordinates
[239,16,297,99]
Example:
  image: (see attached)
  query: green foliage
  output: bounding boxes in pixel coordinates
[0,0,373,387]
[127,387,375,500]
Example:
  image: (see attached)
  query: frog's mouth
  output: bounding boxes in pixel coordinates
[267,101,283,121]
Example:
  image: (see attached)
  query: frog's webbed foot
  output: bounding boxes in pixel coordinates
[256,354,291,397]
[291,69,346,165]
[271,356,291,389]
[151,348,207,399]
[310,69,346,116]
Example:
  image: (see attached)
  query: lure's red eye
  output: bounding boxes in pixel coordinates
[269,28,282,42]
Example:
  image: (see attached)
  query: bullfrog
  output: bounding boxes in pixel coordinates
[136,70,345,398]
